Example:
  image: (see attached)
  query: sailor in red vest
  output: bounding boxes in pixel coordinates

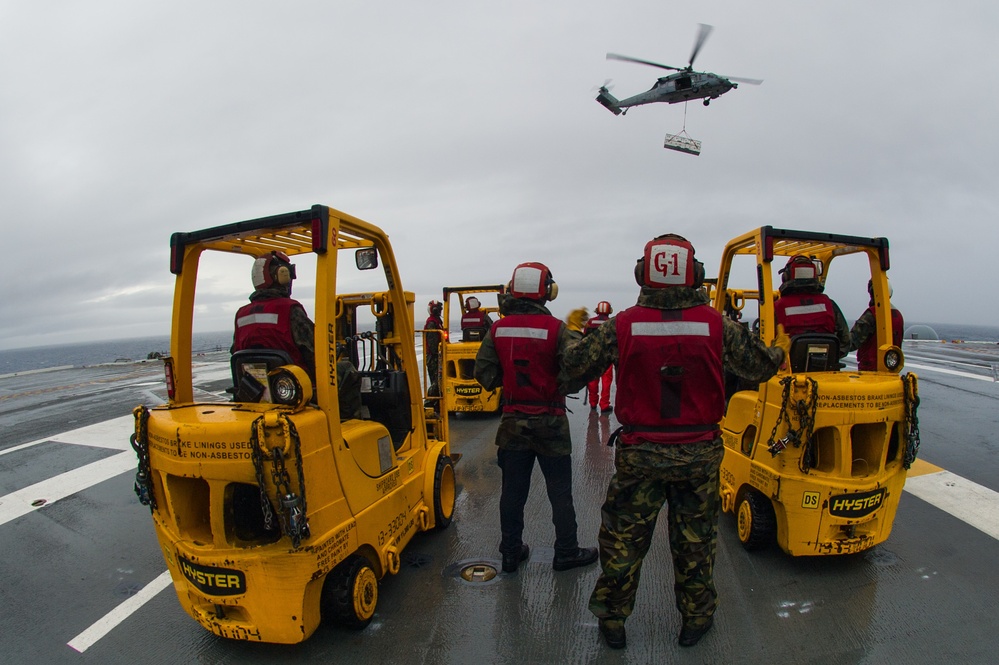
[233,251,315,380]
[851,279,904,371]
[562,235,785,650]
[424,300,444,402]
[474,262,598,575]
[585,301,615,414]
[460,296,493,337]
[773,255,851,356]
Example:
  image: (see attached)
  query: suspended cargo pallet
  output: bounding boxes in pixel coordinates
[664,132,701,156]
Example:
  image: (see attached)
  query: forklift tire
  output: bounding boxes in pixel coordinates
[736,490,776,551]
[326,555,378,629]
[433,455,456,530]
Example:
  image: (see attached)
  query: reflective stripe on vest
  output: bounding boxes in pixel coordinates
[775,293,836,336]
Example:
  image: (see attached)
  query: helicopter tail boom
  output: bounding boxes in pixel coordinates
[595,87,622,115]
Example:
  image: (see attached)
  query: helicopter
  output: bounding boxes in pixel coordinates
[596,24,762,115]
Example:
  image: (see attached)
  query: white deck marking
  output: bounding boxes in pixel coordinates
[904,469,999,540]
[67,570,173,653]
[903,361,995,383]
[1,414,135,456]
[0,451,136,527]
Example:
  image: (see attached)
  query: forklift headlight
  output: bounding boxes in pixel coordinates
[882,347,903,372]
[268,365,313,409]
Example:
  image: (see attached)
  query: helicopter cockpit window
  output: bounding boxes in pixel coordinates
[675,76,692,91]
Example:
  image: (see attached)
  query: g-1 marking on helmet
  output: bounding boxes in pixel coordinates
[465,296,481,310]
[634,234,704,289]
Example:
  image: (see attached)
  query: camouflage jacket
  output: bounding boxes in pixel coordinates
[561,286,785,388]
[849,306,876,351]
[560,286,784,469]
[474,297,581,456]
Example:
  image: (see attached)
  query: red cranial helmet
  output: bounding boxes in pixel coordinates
[780,255,820,284]
[596,301,612,315]
[428,300,443,316]
[465,296,481,310]
[251,251,296,290]
[635,234,703,288]
[509,262,558,301]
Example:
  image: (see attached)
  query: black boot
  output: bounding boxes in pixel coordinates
[599,619,626,649]
[552,547,598,571]
[678,616,714,647]
[502,543,530,573]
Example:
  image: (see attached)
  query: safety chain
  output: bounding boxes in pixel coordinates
[130,405,156,511]
[249,415,311,548]
[766,375,820,473]
[902,373,921,469]
[766,377,795,457]
[795,377,819,473]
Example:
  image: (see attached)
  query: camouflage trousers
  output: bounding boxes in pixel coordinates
[588,446,722,625]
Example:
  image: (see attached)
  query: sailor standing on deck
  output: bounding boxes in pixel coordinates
[474,262,598,575]
[561,235,784,650]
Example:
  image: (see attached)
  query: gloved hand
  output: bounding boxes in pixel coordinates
[565,307,589,333]
[772,323,791,371]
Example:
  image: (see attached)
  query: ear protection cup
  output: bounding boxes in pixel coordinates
[276,266,292,286]
[547,279,558,301]
[251,251,296,289]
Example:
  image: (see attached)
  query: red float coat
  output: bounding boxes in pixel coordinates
[462,310,488,329]
[491,314,565,416]
[857,306,904,371]
[614,304,724,445]
[233,297,306,366]
[774,292,836,336]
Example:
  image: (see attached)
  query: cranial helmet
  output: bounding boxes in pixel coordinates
[428,299,443,316]
[634,234,704,288]
[251,251,296,290]
[596,301,613,316]
[509,262,558,301]
[465,296,481,310]
[780,255,820,284]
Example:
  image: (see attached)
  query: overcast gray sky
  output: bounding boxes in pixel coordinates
[2,1,996,351]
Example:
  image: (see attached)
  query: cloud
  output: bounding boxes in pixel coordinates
[1,1,997,351]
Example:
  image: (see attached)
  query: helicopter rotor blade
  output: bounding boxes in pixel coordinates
[726,76,764,85]
[606,53,683,72]
[688,23,713,67]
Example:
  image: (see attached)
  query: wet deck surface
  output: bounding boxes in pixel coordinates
[1,342,998,663]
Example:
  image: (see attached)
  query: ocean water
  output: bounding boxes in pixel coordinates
[0,322,995,376]
[0,331,233,375]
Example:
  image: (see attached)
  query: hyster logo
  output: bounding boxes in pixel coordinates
[828,488,887,518]
[455,385,482,396]
[179,556,246,596]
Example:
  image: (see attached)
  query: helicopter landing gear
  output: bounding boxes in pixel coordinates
[703,99,710,106]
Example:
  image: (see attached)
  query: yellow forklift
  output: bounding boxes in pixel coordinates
[440,284,505,414]
[130,205,455,642]
[712,227,920,555]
